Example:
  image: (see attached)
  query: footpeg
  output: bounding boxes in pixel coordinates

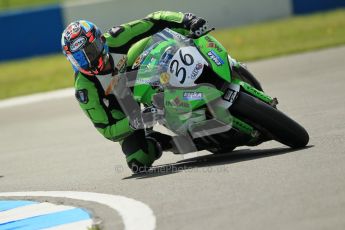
[270,97,279,107]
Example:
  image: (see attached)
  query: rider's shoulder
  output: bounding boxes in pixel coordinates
[106,26,125,38]
[74,72,94,88]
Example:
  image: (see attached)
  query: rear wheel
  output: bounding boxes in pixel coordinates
[231,92,309,148]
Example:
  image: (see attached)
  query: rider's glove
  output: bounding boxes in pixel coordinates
[141,106,164,128]
[129,106,163,130]
[129,115,144,130]
[183,13,213,38]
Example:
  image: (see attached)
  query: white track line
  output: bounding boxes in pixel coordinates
[0,202,75,224]
[0,191,156,230]
[0,88,74,109]
[43,219,94,230]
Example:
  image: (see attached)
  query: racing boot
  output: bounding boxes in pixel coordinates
[124,136,163,174]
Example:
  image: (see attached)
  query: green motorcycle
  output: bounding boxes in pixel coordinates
[126,28,309,154]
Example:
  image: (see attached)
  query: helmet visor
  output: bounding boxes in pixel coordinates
[84,37,104,65]
[67,38,104,71]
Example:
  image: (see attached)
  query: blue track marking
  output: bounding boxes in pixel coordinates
[0,208,91,230]
[0,201,37,212]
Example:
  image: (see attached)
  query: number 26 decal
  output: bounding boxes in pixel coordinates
[169,50,194,84]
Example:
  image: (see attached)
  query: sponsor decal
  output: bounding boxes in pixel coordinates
[105,76,120,95]
[141,43,158,58]
[204,36,214,43]
[65,23,81,41]
[80,20,91,32]
[207,50,224,66]
[222,88,238,103]
[75,89,88,104]
[205,36,223,52]
[132,55,143,69]
[116,55,127,72]
[160,72,170,85]
[190,63,203,80]
[166,96,189,108]
[160,51,174,66]
[132,43,161,70]
[136,78,160,86]
[70,36,86,52]
[207,42,215,48]
[183,92,203,101]
[167,29,186,41]
[207,42,223,53]
[147,57,156,68]
[109,26,124,37]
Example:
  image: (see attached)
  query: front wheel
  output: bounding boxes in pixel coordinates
[233,64,263,91]
[231,92,309,148]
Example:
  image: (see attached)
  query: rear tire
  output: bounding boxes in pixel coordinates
[231,92,309,148]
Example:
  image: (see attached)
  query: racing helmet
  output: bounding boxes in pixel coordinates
[61,20,109,75]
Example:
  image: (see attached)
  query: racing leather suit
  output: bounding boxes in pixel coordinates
[74,11,191,171]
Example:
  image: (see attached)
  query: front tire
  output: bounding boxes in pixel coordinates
[231,92,309,148]
[233,64,263,91]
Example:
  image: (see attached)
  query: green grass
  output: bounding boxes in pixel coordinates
[0,55,74,99]
[88,225,101,230]
[0,9,345,100]
[0,0,60,10]
[215,8,345,61]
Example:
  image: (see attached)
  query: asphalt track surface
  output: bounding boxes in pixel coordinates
[1,46,345,230]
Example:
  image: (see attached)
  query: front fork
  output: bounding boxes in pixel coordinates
[228,56,278,106]
[225,80,278,138]
[233,79,278,106]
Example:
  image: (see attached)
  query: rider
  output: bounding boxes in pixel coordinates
[61,11,210,173]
